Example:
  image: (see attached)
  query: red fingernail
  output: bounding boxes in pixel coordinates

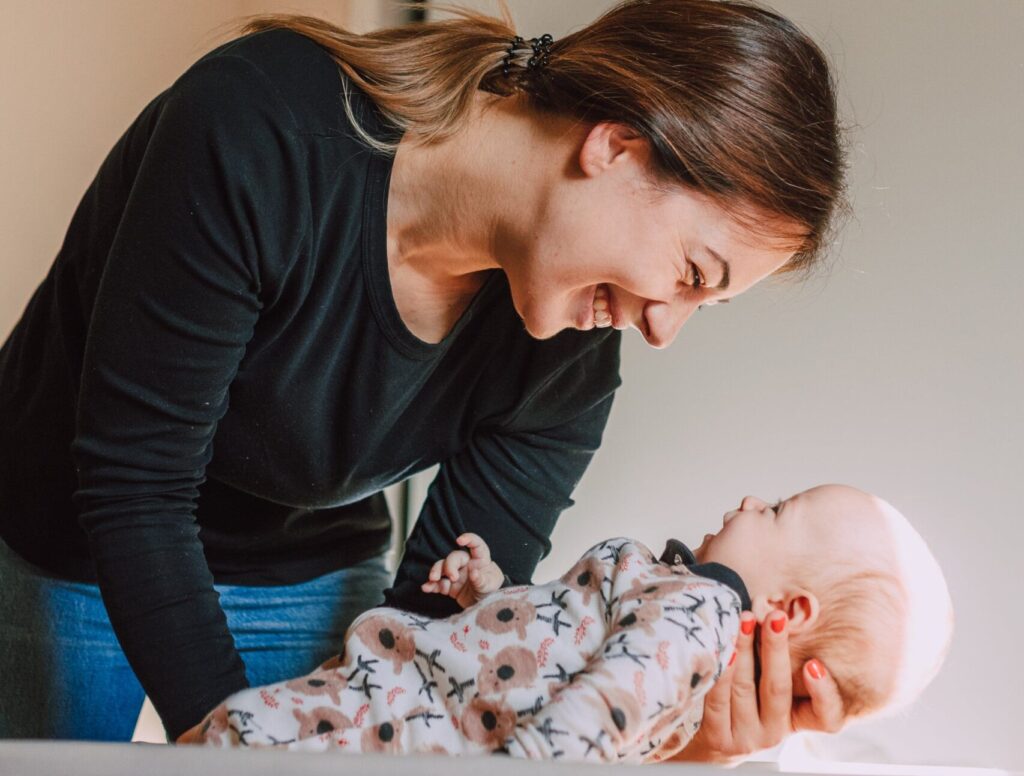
[728,652,737,667]
[771,615,786,633]
[741,619,755,636]
[807,659,825,680]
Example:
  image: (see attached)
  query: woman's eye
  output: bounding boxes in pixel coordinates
[690,264,705,289]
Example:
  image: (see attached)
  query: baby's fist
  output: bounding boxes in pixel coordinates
[421,533,505,608]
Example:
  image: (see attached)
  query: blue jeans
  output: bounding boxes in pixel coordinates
[0,538,391,741]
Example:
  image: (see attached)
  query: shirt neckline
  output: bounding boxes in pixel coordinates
[660,538,752,612]
[361,118,500,361]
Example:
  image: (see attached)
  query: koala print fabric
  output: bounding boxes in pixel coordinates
[198,538,741,762]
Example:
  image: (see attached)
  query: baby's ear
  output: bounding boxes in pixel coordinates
[785,591,819,633]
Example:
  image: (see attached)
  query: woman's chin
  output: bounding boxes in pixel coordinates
[519,310,581,340]
[520,318,566,341]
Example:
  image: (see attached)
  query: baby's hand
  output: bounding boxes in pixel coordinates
[421,533,505,609]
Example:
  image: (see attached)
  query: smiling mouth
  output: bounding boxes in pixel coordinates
[593,284,612,328]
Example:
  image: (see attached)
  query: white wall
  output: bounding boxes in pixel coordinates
[427,0,1024,770]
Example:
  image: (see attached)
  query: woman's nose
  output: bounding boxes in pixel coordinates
[641,298,699,349]
[740,495,768,511]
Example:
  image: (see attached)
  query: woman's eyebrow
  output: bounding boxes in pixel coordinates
[705,247,731,290]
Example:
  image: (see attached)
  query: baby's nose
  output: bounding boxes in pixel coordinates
[740,495,769,512]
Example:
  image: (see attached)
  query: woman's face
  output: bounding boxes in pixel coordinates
[503,123,800,348]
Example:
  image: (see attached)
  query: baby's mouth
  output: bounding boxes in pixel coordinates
[593,284,612,328]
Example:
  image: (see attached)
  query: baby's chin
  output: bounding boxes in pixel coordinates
[693,533,713,563]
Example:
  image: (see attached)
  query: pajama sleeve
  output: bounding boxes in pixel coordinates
[504,541,741,762]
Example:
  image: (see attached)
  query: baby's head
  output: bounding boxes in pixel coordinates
[694,484,953,719]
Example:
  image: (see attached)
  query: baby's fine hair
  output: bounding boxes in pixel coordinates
[787,494,953,720]
[788,563,906,718]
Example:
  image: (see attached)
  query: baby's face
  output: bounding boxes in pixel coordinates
[693,484,893,612]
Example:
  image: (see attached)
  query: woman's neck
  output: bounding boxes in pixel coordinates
[383,92,571,342]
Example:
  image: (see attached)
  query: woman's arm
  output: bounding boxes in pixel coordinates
[385,332,621,617]
[72,54,310,739]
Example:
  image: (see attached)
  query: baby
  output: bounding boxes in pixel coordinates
[195,484,952,762]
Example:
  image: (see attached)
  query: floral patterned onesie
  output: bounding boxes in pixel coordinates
[198,537,747,763]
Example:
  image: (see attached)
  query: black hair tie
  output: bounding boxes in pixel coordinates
[502,33,554,78]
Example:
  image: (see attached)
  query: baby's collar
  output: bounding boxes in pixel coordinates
[659,538,752,612]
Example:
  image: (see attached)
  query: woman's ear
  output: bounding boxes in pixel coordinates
[578,122,649,176]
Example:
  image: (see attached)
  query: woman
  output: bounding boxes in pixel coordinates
[0,0,847,758]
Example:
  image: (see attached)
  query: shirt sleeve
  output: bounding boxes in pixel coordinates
[384,333,620,617]
[70,54,310,738]
[503,541,740,762]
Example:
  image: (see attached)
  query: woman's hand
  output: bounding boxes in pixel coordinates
[671,611,846,765]
[420,532,505,609]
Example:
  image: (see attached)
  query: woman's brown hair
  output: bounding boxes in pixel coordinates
[238,0,847,271]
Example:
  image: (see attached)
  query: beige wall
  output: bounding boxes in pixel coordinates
[0,0,405,339]
[425,0,1023,770]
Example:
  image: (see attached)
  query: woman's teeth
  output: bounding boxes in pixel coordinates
[593,285,612,328]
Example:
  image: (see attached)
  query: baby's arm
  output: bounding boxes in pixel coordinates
[420,532,506,609]
[504,542,740,762]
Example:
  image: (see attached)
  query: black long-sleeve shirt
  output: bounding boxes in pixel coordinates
[0,29,620,738]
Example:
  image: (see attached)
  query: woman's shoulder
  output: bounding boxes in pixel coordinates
[174,28,384,141]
